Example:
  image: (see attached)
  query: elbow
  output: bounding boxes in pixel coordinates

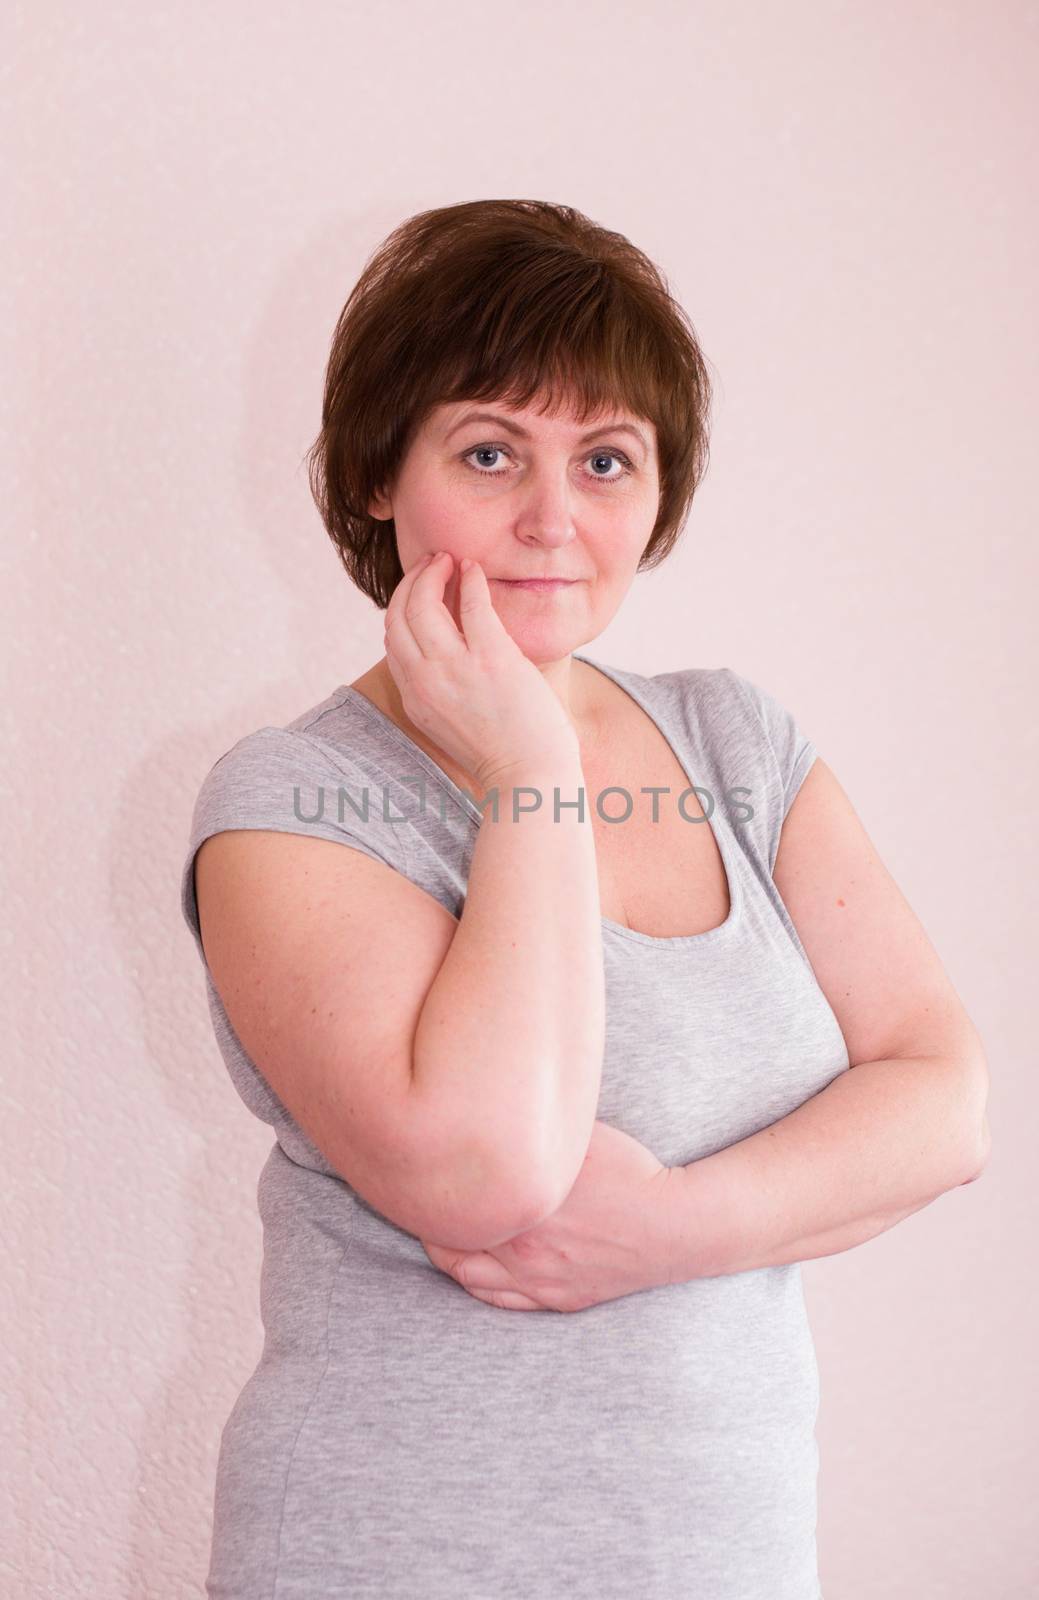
[954,1041,991,1185]
[958,1111,992,1186]
[418,1135,558,1252]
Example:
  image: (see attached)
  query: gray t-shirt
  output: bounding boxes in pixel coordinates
[180,650,849,1599]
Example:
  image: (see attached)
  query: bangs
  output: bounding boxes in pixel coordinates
[412,259,672,433]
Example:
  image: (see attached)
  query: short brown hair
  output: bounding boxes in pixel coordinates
[304,199,714,610]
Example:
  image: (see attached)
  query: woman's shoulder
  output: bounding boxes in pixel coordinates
[581,654,770,751]
[194,683,401,794]
[629,660,814,780]
[603,657,819,866]
[180,688,412,952]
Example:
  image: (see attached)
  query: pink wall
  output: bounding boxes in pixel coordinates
[9,3,1034,1595]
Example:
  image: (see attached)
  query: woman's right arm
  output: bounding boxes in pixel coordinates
[193,554,606,1254]
[411,744,606,1238]
[386,551,607,1235]
[193,768,603,1256]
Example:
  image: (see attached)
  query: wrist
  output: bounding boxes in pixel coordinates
[479,747,581,790]
[477,752,586,817]
[656,1157,732,1285]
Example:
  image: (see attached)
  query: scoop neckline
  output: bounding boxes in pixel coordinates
[334,650,743,950]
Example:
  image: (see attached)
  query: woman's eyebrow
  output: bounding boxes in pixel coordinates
[444,410,650,457]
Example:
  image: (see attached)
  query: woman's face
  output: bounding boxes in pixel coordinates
[368,392,661,663]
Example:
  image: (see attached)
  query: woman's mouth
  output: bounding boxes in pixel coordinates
[493,579,577,592]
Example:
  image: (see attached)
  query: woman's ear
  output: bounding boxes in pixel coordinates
[367,487,393,520]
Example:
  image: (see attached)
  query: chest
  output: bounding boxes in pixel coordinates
[386,674,732,942]
[580,719,731,940]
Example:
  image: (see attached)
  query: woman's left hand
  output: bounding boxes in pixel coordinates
[420,1120,677,1312]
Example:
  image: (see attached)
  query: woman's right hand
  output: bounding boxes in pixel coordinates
[383,551,580,793]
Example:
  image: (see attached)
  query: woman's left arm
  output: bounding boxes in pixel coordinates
[664,756,991,1282]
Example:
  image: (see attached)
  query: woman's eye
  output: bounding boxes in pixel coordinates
[464,445,510,474]
[461,444,633,483]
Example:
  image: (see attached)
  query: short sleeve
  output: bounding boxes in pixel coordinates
[179,724,410,960]
[721,669,818,871]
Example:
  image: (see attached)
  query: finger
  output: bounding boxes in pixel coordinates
[386,549,434,624]
[402,551,470,661]
[451,1248,510,1292]
[452,1248,545,1308]
[421,1239,464,1274]
[423,1246,537,1307]
[427,1246,554,1312]
[384,551,438,678]
[465,1288,543,1311]
[454,558,510,654]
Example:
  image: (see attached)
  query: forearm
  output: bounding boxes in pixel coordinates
[413,753,605,1210]
[664,1054,989,1280]
[757,1138,989,1267]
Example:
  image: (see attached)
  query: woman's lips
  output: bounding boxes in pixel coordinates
[493,579,577,592]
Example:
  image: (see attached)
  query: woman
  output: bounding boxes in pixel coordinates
[181,199,989,1599]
